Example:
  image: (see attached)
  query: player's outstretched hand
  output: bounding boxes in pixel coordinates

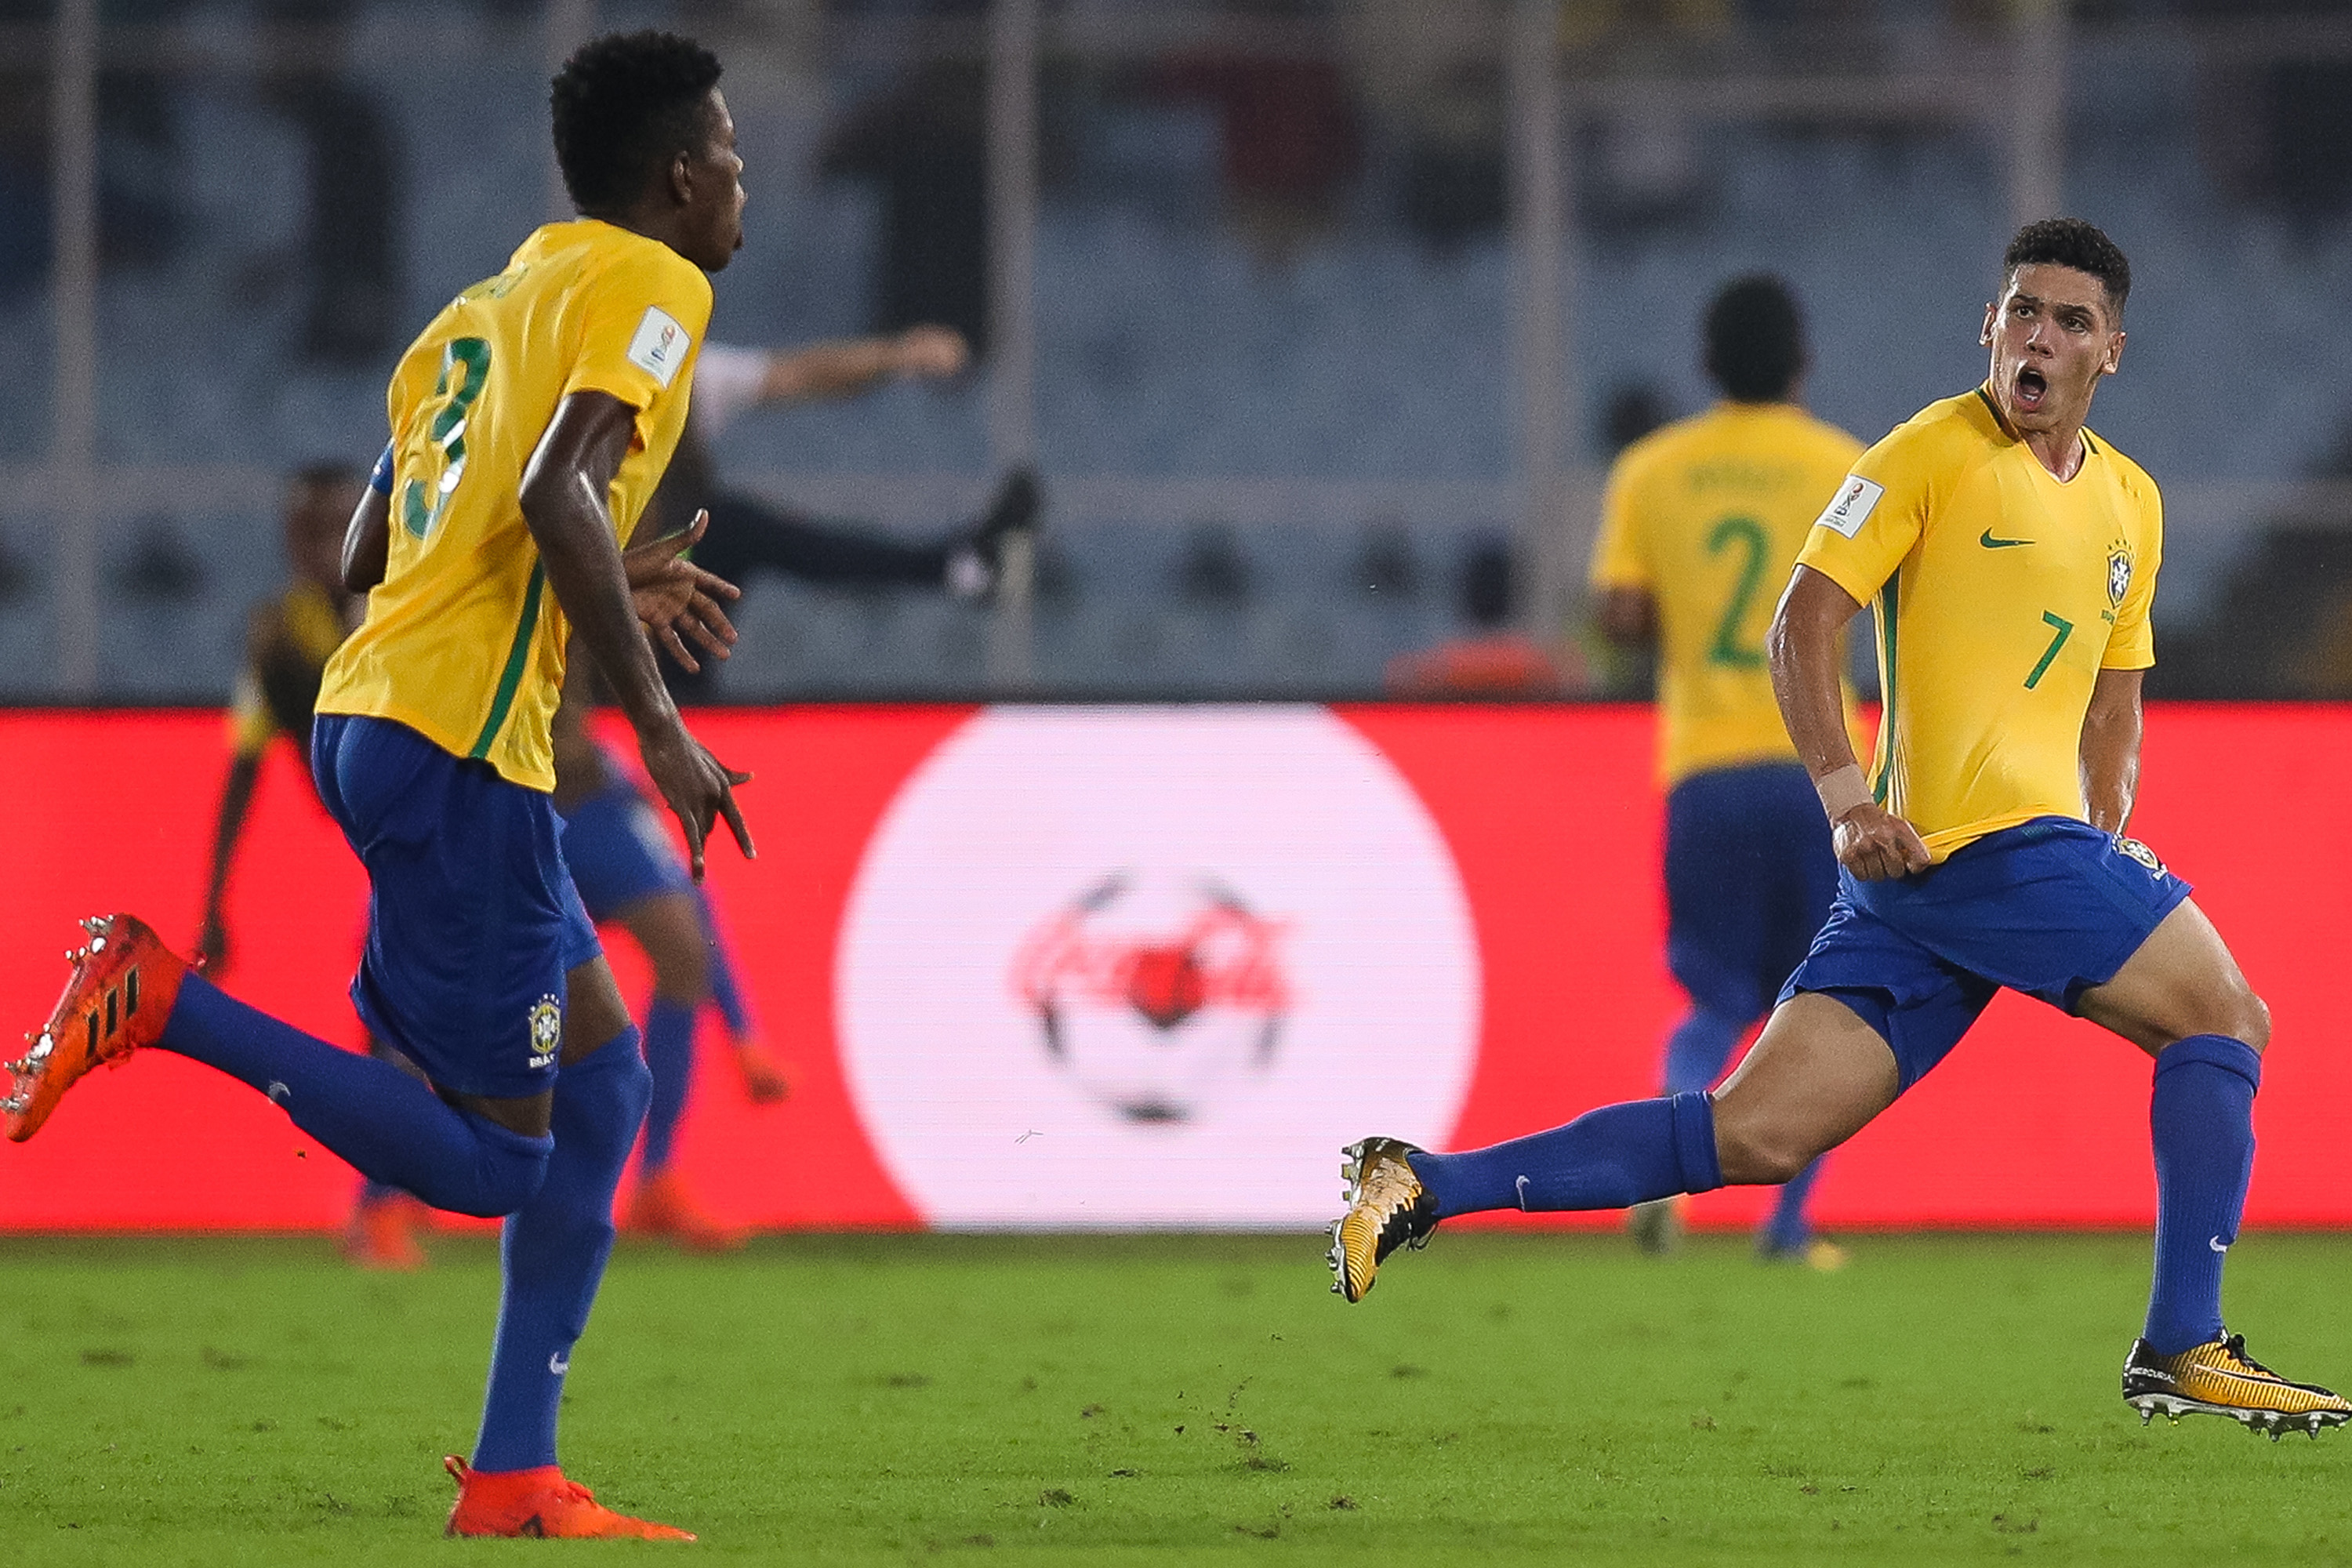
[895,324,968,380]
[1833,802,1932,882]
[639,720,754,881]
[624,510,741,674]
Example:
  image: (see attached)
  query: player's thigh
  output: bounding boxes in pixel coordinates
[561,956,637,1065]
[2074,897,2269,1057]
[612,890,710,1001]
[1710,992,1901,1185]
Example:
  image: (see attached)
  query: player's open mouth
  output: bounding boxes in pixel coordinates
[2013,365,2048,412]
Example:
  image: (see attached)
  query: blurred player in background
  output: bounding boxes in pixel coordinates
[655,323,1039,700]
[196,460,433,1272]
[1589,276,1860,1268]
[550,670,784,1251]
[1332,219,2351,1438]
[9,31,755,1535]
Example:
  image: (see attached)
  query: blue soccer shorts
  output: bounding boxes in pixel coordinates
[1664,760,1841,1025]
[311,713,602,1101]
[1778,815,2194,1091]
[560,746,693,924]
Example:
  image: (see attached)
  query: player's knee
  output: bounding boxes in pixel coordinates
[1711,1115,1814,1187]
[443,1116,554,1218]
[2227,990,2270,1054]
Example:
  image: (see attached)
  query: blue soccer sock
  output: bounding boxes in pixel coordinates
[1663,1004,1748,1097]
[357,1178,403,1209]
[1409,1092,1725,1219]
[697,891,755,1040]
[2143,1033,2261,1356]
[638,996,696,1175]
[474,1026,652,1474]
[1761,1155,1826,1254]
[158,974,550,1218]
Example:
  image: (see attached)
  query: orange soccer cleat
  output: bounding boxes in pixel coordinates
[443,1455,695,1540]
[627,1166,745,1252]
[343,1190,431,1272]
[5,915,187,1143]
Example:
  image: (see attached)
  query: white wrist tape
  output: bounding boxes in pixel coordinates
[1813,764,1872,822]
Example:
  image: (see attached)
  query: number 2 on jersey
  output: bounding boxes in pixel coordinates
[1704,515,1769,669]
[401,337,492,541]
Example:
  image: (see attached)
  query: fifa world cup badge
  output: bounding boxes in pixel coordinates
[528,995,563,1070]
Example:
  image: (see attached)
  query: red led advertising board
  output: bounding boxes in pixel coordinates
[1,703,2346,1232]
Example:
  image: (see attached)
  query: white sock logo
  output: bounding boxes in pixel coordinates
[549,1351,570,1375]
[2209,1236,2230,1254]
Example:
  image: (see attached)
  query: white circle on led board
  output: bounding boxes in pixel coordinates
[836,705,1481,1227]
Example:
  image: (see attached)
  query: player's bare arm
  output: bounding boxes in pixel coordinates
[760,324,967,404]
[340,482,390,594]
[519,389,753,878]
[1768,564,1929,880]
[2079,666,2143,834]
[1595,586,1657,648]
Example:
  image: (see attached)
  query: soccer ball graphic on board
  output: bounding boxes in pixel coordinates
[1008,870,1290,1124]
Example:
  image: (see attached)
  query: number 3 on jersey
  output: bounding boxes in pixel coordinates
[401,337,491,541]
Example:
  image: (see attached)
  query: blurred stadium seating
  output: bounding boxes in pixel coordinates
[5,1,2352,699]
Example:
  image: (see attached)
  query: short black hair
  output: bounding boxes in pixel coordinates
[551,31,723,216]
[2002,216,2130,319]
[1704,275,1805,402]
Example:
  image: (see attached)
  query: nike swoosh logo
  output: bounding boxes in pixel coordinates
[1980,530,2034,549]
[2209,1236,2230,1254]
[549,1351,571,1375]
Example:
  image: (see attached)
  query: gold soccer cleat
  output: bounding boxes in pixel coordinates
[1327,1137,1438,1303]
[2123,1334,2352,1439]
[5,915,187,1142]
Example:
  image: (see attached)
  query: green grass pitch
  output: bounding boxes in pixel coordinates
[2,1231,2348,1564]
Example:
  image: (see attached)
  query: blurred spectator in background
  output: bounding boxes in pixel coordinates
[1588,274,1860,1266]
[259,0,404,361]
[1145,45,1363,262]
[650,323,1040,701]
[1385,535,1580,697]
[196,460,430,1271]
[1601,381,1674,459]
[822,60,991,353]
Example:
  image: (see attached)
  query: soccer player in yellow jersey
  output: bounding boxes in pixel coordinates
[9,32,760,1535]
[1589,277,1860,1268]
[1331,219,2350,1437]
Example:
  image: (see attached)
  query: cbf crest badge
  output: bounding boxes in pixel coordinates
[528,994,563,1070]
[2107,546,2133,608]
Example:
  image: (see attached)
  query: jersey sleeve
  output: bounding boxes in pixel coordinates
[1588,452,1652,590]
[1793,429,1931,608]
[2103,477,2162,670]
[562,245,714,419]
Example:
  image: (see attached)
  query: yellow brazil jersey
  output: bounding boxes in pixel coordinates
[229,580,351,757]
[1794,387,2161,862]
[316,220,711,791]
[1591,401,1864,785]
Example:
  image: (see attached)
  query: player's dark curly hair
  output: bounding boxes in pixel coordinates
[1704,274,1806,403]
[2003,217,2130,318]
[550,31,723,216]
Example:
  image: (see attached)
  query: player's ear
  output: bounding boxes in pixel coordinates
[1980,301,1998,346]
[2103,328,2125,376]
[667,149,695,209]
